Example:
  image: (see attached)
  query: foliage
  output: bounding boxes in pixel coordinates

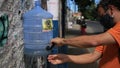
[75,0,97,20]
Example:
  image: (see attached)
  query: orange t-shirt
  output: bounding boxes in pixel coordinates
[95,22,120,68]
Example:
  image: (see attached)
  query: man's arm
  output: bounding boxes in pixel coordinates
[48,51,102,64]
[62,32,116,48]
[67,51,101,64]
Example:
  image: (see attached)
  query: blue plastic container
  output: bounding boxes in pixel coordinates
[23,0,53,56]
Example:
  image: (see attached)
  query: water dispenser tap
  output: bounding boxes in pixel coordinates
[46,43,55,50]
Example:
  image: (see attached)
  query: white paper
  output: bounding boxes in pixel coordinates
[47,0,59,20]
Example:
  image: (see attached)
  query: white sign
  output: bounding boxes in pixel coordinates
[47,0,59,20]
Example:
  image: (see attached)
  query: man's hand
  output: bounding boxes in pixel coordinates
[51,37,65,46]
[47,54,69,64]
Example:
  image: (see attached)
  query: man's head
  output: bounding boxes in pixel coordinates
[97,0,116,30]
[107,0,120,22]
[98,0,120,23]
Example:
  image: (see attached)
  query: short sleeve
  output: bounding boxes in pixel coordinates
[107,23,120,46]
[95,46,104,53]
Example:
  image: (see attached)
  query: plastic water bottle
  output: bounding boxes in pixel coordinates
[23,0,53,56]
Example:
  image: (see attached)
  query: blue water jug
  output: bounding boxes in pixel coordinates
[23,0,53,56]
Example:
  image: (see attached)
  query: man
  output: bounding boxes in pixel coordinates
[97,1,115,31]
[48,0,120,68]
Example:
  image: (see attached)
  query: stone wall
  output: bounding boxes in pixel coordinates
[0,0,32,68]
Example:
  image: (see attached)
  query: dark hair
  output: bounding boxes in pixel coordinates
[108,0,120,10]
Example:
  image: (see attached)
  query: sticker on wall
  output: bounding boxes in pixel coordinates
[0,14,9,47]
[42,19,53,32]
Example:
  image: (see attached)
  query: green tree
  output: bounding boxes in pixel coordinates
[75,0,97,20]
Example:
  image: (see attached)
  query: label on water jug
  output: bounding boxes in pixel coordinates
[42,19,53,32]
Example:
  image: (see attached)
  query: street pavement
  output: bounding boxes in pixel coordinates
[65,21,104,68]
